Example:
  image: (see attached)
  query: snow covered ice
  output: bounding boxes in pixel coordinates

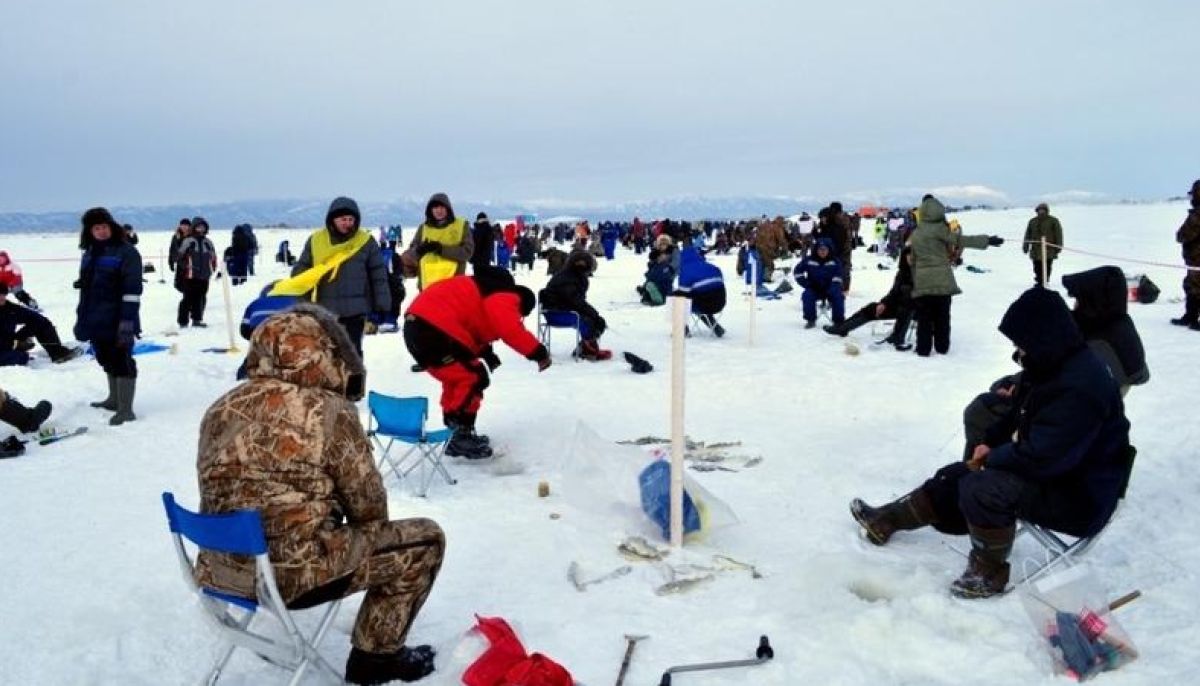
[1,202,1198,684]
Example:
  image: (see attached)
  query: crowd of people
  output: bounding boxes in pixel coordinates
[5,180,1198,684]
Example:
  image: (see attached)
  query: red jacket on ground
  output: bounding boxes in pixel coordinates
[406,274,542,359]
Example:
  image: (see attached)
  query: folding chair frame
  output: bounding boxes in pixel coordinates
[536,305,583,359]
[366,392,456,498]
[161,493,344,686]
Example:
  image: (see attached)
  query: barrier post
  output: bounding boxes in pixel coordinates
[669,295,687,548]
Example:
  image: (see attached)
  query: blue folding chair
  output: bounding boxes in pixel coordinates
[161,492,344,685]
[366,392,455,497]
[536,305,582,358]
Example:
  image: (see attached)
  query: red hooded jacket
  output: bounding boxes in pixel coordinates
[405,272,542,360]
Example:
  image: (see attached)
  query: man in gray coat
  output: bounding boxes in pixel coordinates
[292,197,391,357]
[1023,202,1064,284]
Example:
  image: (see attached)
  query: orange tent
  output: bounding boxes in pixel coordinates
[858,205,880,218]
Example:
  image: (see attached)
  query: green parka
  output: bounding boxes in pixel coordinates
[1024,213,1064,262]
[909,197,991,298]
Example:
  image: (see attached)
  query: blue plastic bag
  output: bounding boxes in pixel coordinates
[638,460,701,540]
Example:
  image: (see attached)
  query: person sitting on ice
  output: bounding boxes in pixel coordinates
[638,235,677,306]
[850,287,1133,599]
[822,246,914,350]
[196,304,444,684]
[404,266,549,459]
[0,251,42,311]
[794,238,845,329]
[539,250,612,361]
[676,246,727,337]
[959,265,1149,463]
[0,282,82,366]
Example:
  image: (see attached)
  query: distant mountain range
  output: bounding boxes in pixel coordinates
[0,190,1161,233]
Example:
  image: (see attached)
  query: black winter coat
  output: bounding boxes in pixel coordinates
[985,289,1131,538]
[539,267,604,331]
[1063,266,1149,388]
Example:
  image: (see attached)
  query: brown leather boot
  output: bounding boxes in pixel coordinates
[950,524,1015,598]
[849,488,936,545]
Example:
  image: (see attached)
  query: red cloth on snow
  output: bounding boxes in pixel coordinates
[461,615,573,686]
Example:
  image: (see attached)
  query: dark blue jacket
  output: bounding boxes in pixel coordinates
[74,240,142,342]
[793,239,843,297]
[240,283,299,339]
[1063,266,1149,389]
[986,288,1131,537]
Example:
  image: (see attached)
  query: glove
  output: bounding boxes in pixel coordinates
[117,320,138,349]
[482,346,502,372]
[594,317,608,337]
[987,236,1005,247]
[416,241,443,257]
[537,356,552,372]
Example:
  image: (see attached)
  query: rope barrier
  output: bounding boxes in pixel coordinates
[994,237,1200,272]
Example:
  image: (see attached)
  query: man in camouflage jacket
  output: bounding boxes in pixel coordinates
[196,303,444,683]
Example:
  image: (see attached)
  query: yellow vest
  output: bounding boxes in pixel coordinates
[269,228,370,299]
[419,218,467,288]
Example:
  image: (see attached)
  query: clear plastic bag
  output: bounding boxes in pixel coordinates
[1019,564,1138,681]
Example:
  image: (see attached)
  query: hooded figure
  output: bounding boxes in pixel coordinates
[197,304,444,685]
[75,207,142,425]
[404,193,474,291]
[851,287,1132,599]
[908,196,1002,356]
[404,267,548,458]
[1063,266,1149,390]
[175,216,218,327]
[539,250,611,358]
[471,212,495,273]
[286,196,391,355]
[1023,203,1064,284]
[676,246,727,335]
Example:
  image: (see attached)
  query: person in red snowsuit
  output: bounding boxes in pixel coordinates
[403,267,549,458]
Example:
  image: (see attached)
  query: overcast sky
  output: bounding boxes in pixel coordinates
[0,1,1195,212]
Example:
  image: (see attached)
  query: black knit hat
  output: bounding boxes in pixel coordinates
[477,212,489,221]
[191,216,210,231]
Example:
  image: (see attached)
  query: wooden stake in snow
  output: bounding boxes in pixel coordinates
[669,295,687,548]
[218,266,240,354]
[1041,237,1049,285]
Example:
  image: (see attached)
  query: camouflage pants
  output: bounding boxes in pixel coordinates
[1184,268,1200,298]
[337,518,445,653]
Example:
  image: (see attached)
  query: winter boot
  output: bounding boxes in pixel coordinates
[90,375,118,411]
[804,319,816,330]
[1170,295,1199,326]
[0,394,52,433]
[849,488,936,545]
[823,309,872,337]
[345,645,436,685]
[950,524,1015,599]
[109,376,137,426]
[0,435,26,459]
[576,339,612,361]
[450,412,490,445]
[48,344,84,364]
[446,428,492,459]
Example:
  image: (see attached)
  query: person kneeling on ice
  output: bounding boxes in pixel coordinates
[676,246,727,337]
[823,246,914,350]
[197,304,444,685]
[0,283,83,365]
[850,288,1132,598]
[794,238,845,329]
[404,266,550,459]
[539,250,612,360]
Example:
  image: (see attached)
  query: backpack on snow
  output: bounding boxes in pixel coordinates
[1136,275,1160,304]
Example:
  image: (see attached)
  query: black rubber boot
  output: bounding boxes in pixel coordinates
[850,488,936,545]
[823,308,873,337]
[950,524,1015,599]
[109,377,137,426]
[1171,295,1199,326]
[345,645,436,685]
[90,375,118,411]
[0,394,52,433]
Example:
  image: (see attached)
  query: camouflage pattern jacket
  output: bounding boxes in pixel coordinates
[195,303,383,602]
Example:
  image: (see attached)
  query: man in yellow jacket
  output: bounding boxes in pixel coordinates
[403,193,474,291]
